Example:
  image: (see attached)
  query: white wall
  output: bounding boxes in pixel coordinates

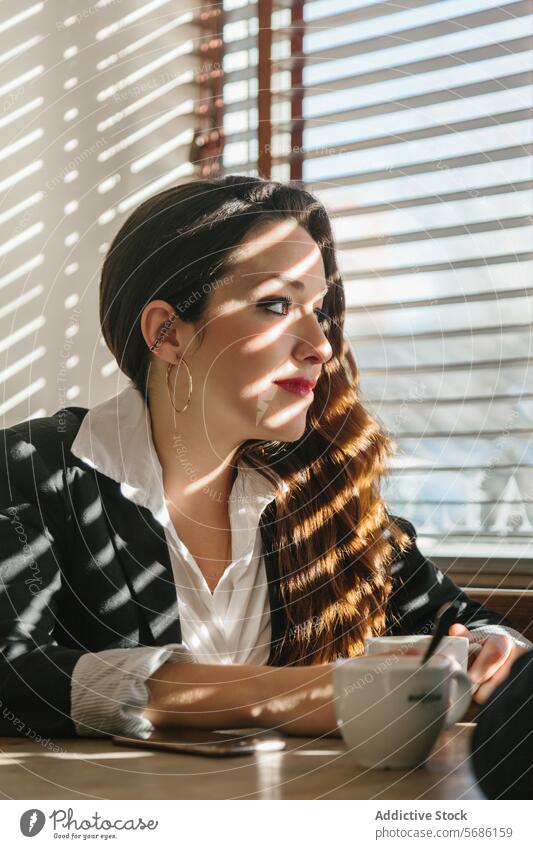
[0,0,199,427]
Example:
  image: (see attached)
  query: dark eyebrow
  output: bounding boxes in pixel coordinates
[284,277,305,292]
[252,273,329,297]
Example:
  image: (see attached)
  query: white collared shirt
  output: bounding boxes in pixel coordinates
[69,381,285,738]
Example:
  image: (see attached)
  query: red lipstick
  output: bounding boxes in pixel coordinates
[274,379,316,398]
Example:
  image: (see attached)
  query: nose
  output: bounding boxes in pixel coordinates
[293,315,333,366]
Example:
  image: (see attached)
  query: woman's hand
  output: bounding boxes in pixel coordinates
[449,623,530,704]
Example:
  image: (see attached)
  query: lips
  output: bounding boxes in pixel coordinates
[274,379,316,397]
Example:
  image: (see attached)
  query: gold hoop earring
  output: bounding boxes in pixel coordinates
[166,357,192,413]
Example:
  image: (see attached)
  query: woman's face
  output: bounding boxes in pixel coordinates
[185,218,334,445]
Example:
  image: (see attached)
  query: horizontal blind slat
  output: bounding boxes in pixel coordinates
[219,0,533,555]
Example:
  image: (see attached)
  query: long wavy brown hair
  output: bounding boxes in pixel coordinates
[99,175,412,666]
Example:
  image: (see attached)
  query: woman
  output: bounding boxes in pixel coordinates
[0,176,530,741]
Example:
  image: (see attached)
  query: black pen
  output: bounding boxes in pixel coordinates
[420,599,467,666]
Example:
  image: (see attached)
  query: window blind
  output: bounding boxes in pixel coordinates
[221,0,533,562]
[0,0,202,426]
[1,1,531,563]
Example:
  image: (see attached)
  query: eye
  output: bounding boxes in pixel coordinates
[258,296,291,317]
[258,296,329,324]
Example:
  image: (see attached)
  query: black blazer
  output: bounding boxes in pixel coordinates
[0,406,512,738]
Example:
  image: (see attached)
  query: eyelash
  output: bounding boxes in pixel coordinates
[258,295,329,324]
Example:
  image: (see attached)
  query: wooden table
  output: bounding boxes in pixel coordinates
[0,723,483,800]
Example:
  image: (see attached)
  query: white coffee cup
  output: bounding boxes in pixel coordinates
[364,634,470,672]
[332,654,474,769]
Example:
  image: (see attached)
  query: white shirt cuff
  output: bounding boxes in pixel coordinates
[70,644,196,738]
[469,624,533,650]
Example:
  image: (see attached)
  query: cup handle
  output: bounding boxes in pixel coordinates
[444,668,475,727]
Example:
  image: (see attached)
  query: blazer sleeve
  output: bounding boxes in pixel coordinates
[70,644,196,738]
[386,516,521,639]
[0,424,87,737]
[0,424,199,739]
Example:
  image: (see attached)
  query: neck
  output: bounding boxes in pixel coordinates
[148,389,239,516]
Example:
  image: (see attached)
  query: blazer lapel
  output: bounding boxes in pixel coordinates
[99,475,182,647]
[101,473,286,659]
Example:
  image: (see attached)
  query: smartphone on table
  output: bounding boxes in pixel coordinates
[112,727,286,758]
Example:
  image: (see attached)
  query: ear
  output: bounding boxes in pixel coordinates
[140,300,180,361]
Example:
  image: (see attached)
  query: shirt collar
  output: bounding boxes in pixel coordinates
[70,380,285,526]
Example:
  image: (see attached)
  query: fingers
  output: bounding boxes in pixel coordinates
[467,642,483,670]
[447,623,479,667]
[472,644,530,704]
[473,660,512,704]
[448,623,474,641]
[468,634,513,689]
